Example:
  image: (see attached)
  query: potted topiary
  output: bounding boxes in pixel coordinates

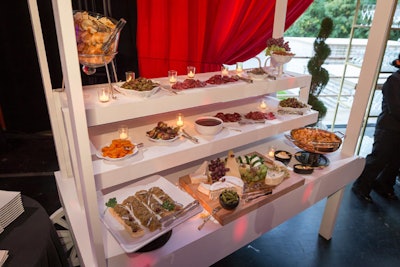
[307,17,333,122]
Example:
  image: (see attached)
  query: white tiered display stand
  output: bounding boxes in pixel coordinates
[27,0,396,266]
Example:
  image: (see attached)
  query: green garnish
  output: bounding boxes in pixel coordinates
[105,197,117,208]
[162,200,175,211]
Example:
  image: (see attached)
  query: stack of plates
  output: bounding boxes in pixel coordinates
[0,190,24,232]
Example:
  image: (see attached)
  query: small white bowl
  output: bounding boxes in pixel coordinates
[194,116,223,135]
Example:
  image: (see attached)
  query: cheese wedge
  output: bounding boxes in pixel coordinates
[225,150,241,178]
[190,161,209,184]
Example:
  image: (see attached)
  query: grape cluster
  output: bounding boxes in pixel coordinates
[208,158,230,183]
[266,37,291,56]
[266,37,291,51]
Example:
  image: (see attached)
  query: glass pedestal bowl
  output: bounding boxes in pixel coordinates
[74,10,121,75]
[270,52,295,77]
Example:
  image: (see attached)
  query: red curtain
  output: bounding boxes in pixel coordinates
[137,0,313,78]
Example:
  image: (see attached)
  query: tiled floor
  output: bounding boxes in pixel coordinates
[1,132,400,267]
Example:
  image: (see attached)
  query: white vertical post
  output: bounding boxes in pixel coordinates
[273,0,288,38]
[343,0,397,155]
[45,0,107,266]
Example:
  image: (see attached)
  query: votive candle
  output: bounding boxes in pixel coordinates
[118,125,129,140]
[187,66,196,78]
[260,100,267,109]
[221,66,229,76]
[98,88,110,103]
[176,113,184,127]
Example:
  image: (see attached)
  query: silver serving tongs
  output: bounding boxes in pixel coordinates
[102,18,127,53]
[182,129,199,144]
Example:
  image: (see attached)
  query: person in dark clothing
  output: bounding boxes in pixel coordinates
[352,55,400,203]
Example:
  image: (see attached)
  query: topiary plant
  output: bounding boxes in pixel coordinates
[307,17,333,120]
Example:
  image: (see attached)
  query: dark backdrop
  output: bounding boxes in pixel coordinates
[0,0,138,133]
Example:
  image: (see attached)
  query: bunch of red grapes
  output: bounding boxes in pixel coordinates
[208,158,230,183]
[266,37,291,51]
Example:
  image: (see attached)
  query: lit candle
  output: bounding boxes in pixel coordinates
[98,88,110,103]
[120,132,128,140]
[118,125,129,140]
[187,66,196,78]
[236,62,243,73]
[260,100,267,109]
[268,146,275,158]
[125,71,135,82]
[168,70,178,84]
[221,67,229,77]
[188,71,195,79]
[176,113,184,127]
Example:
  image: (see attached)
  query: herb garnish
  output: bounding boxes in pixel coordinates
[162,200,175,211]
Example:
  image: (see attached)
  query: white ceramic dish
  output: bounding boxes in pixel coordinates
[96,142,139,161]
[99,175,202,253]
[194,116,223,135]
[113,82,160,98]
[147,135,179,143]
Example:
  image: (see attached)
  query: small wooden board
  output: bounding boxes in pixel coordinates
[179,168,305,226]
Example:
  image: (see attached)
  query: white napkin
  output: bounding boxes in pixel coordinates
[0,250,9,266]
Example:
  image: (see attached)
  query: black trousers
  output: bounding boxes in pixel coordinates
[354,128,400,194]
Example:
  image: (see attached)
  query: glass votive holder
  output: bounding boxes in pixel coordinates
[259,99,268,110]
[125,71,135,82]
[236,62,243,73]
[118,125,129,140]
[168,70,178,85]
[187,66,196,79]
[221,66,229,77]
[268,146,276,158]
[176,113,184,127]
[97,87,111,103]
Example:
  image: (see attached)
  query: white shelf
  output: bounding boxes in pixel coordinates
[60,71,312,127]
[82,96,317,190]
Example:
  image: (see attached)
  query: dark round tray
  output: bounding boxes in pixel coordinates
[136,229,173,252]
[294,151,329,167]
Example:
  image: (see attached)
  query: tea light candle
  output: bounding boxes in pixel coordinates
[176,113,184,127]
[221,66,229,76]
[268,146,276,158]
[168,70,178,84]
[125,71,135,82]
[260,100,267,109]
[236,62,243,73]
[118,125,129,140]
[98,88,110,103]
[187,66,196,79]
[169,76,177,83]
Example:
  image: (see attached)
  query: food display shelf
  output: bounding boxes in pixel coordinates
[86,97,318,190]
[56,134,365,266]
[59,71,312,127]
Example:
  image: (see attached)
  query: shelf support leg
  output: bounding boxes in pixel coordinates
[318,188,345,240]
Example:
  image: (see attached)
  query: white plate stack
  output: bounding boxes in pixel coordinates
[0,190,24,233]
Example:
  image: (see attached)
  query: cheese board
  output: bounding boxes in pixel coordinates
[179,152,305,226]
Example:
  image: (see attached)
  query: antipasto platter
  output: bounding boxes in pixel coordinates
[179,151,305,226]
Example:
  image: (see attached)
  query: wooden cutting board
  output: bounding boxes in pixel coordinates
[179,167,305,226]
